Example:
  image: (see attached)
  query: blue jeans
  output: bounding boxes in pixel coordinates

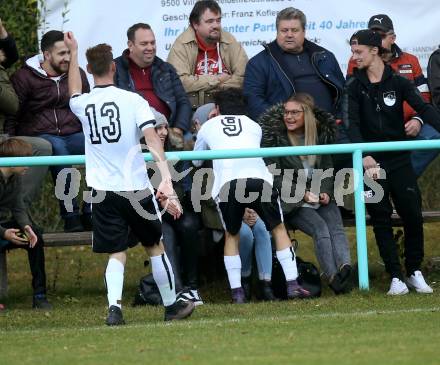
[38,132,90,218]
[239,218,272,281]
[411,124,440,177]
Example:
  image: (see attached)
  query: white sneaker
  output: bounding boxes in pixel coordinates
[387,278,409,295]
[406,271,433,294]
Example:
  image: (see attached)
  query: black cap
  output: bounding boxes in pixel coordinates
[368,14,394,32]
[350,29,382,48]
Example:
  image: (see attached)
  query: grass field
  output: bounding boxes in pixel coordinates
[1,226,440,365]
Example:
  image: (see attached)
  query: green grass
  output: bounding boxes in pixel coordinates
[1,226,440,365]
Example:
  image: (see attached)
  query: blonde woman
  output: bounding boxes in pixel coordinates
[260,93,352,294]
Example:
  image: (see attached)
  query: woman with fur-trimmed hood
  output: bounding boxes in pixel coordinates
[259,93,352,294]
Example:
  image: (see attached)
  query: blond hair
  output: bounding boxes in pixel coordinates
[284,93,318,166]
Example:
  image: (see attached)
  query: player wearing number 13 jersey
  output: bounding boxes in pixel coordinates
[64,31,194,325]
[192,88,311,303]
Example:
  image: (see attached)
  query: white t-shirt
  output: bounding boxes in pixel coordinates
[193,115,273,198]
[69,85,155,191]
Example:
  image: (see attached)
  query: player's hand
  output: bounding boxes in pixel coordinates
[363,155,380,180]
[0,49,5,64]
[24,225,38,248]
[405,118,422,137]
[64,31,78,52]
[319,193,330,205]
[304,191,319,204]
[156,178,174,201]
[160,196,183,220]
[4,228,29,246]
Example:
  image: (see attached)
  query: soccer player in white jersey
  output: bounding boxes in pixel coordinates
[64,31,195,325]
[193,88,311,303]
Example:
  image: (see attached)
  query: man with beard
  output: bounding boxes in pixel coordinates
[167,0,248,110]
[5,30,91,232]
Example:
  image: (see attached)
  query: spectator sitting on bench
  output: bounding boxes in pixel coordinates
[259,93,353,295]
[5,30,91,232]
[0,17,52,214]
[0,138,52,310]
[150,110,203,306]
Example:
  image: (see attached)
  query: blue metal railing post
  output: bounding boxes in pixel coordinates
[352,149,369,290]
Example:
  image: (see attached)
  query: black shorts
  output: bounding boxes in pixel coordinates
[91,189,162,254]
[215,178,283,235]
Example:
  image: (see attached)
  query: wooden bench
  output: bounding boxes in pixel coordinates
[1,211,440,298]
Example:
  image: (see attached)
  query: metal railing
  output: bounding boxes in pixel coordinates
[2,139,440,290]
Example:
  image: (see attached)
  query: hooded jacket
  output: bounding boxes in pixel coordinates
[4,54,89,136]
[259,104,336,216]
[114,50,191,132]
[244,39,345,121]
[343,64,440,168]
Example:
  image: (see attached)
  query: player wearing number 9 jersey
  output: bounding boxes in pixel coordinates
[192,88,312,303]
[64,31,195,325]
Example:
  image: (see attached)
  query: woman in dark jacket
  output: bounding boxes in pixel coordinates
[260,93,352,294]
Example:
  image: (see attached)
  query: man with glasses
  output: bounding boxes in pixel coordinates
[347,14,439,177]
[167,0,248,110]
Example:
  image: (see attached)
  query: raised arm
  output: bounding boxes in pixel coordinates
[64,31,82,96]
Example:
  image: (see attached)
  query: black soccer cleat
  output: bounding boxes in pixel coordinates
[164,300,195,321]
[231,287,247,304]
[286,279,312,299]
[106,305,125,326]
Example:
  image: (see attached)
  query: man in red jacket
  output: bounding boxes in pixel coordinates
[5,30,91,232]
[346,14,440,177]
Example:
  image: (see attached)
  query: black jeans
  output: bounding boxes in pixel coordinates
[162,211,201,290]
[365,163,424,279]
[1,221,47,295]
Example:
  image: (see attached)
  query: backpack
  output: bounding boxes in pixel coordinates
[132,273,163,306]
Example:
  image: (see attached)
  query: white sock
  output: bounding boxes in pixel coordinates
[276,247,298,281]
[224,255,242,289]
[151,253,176,306]
[105,258,124,309]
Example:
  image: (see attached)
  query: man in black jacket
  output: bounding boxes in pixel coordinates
[344,29,440,295]
[114,23,191,150]
[0,138,51,310]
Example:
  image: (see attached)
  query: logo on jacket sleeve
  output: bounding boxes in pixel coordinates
[383,91,396,106]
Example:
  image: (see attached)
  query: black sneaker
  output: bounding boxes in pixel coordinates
[64,216,84,233]
[257,280,279,301]
[32,295,53,310]
[241,276,252,301]
[231,287,247,304]
[106,305,125,326]
[329,274,344,295]
[286,279,312,299]
[164,300,195,321]
[338,265,354,294]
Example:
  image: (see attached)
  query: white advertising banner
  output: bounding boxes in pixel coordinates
[39,0,440,76]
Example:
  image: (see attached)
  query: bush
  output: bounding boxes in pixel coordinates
[2,0,40,70]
